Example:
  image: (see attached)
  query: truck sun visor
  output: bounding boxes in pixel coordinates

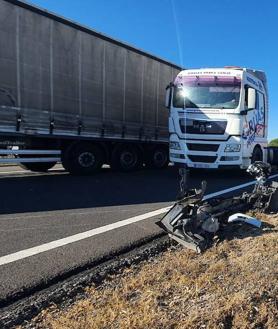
[174,75,241,87]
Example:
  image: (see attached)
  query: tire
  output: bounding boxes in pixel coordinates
[19,162,57,172]
[62,142,104,175]
[110,144,142,172]
[145,147,169,169]
[251,146,263,163]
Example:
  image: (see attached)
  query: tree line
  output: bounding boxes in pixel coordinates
[269,139,278,147]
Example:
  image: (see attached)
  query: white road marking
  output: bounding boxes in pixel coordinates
[0,206,171,266]
[0,174,277,266]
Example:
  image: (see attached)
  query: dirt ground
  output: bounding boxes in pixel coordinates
[26,213,278,329]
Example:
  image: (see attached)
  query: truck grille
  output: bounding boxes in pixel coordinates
[180,119,227,135]
[188,155,217,163]
[187,143,219,152]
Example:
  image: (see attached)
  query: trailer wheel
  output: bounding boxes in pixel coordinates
[62,142,104,175]
[251,146,263,163]
[19,162,57,172]
[145,147,169,169]
[111,144,142,172]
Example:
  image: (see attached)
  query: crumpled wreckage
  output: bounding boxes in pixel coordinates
[157,162,278,252]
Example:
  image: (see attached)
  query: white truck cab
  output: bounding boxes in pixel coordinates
[166,67,268,169]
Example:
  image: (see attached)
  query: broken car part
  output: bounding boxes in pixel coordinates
[157,162,278,252]
[228,213,262,228]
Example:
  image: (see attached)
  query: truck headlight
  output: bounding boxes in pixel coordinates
[224,144,241,152]
[169,141,181,150]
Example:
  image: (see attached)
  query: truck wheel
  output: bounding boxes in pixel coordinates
[251,146,263,163]
[19,162,57,172]
[145,147,169,169]
[111,144,142,172]
[62,142,104,175]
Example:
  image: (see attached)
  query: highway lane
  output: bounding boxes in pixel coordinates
[0,165,266,304]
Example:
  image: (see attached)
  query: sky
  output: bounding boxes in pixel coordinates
[30,0,278,140]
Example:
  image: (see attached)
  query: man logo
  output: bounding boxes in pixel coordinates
[200,124,206,133]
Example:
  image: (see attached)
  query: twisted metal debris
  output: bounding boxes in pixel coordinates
[157,162,278,252]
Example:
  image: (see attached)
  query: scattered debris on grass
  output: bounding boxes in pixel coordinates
[24,214,278,329]
[158,162,278,253]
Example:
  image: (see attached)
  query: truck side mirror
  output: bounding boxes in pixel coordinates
[165,84,172,109]
[247,87,256,110]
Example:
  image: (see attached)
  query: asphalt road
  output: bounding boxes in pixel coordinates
[0,165,270,305]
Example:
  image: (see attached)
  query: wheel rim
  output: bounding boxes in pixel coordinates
[120,150,137,169]
[78,152,95,167]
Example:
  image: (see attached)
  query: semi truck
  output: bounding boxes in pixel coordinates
[0,0,181,174]
[166,67,272,170]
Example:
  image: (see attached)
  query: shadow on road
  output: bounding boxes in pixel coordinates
[0,166,251,215]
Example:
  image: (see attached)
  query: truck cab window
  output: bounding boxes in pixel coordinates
[173,76,241,109]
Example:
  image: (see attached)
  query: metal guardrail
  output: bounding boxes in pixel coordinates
[0,150,61,155]
[0,158,60,163]
[0,149,61,163]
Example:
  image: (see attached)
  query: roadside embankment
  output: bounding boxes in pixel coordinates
[27,213,278,329]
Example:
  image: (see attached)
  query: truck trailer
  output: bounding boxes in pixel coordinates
[166,67,271,170]
[0,0,181,174]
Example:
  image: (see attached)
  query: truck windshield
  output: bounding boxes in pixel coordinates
[173,76,241,109]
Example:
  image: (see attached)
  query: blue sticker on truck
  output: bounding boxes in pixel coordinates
[242,106,265,147]
[246,76,263,91]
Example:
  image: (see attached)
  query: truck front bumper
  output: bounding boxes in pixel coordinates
[169,135,247,169]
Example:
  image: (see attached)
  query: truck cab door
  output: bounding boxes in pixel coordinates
[242,88,266,146]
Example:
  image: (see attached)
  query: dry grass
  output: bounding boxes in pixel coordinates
[29,214,278,329]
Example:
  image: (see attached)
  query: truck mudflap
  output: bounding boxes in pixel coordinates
[157,162,278,253]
